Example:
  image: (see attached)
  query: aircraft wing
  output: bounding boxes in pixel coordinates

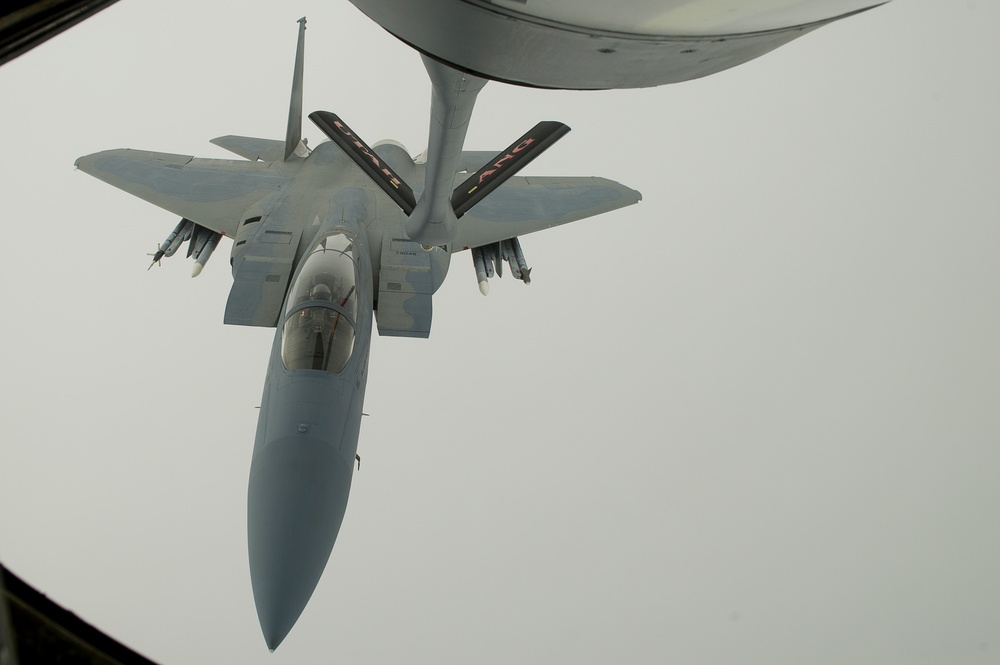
[452,176,641,250]
[75,149,289,238]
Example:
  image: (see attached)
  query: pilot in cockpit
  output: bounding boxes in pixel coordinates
[310,283,333,302]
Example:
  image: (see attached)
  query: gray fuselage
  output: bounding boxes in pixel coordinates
[240,142,447,647]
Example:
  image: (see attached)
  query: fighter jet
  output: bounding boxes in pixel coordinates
[75,18,640,650]
[75,0,889,650]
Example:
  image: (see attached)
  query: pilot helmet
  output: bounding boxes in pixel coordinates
[310,283,332,300]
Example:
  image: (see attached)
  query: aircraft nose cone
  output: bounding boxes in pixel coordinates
[247,435,354,650]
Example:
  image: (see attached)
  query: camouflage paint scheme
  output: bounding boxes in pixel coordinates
[75,18,639,650]
[74,0,888,649]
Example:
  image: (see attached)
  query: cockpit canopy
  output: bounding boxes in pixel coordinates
[280,233,360,373]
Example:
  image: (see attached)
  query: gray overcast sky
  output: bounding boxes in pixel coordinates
[1,1,998,663]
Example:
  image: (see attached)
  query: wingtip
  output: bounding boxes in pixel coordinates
[73,153,93,171]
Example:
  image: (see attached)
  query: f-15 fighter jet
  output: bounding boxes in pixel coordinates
[76,0,887,650]
[76,18,640,650]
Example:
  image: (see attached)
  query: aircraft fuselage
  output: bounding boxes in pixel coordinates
[230,138,464,646]
[246,186,374,646]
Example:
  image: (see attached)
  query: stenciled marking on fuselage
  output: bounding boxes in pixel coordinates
[468,138,535,193]
[332,120,402,189]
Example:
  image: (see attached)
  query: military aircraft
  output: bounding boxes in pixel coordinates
[75,0,889,651]
[75,18,640,650]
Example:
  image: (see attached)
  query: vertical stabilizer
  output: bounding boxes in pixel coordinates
[284,17,307,161]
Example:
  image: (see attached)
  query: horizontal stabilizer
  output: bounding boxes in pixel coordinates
[452,121,570,218]
[210,136,286,163]
[309,111,416,214]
